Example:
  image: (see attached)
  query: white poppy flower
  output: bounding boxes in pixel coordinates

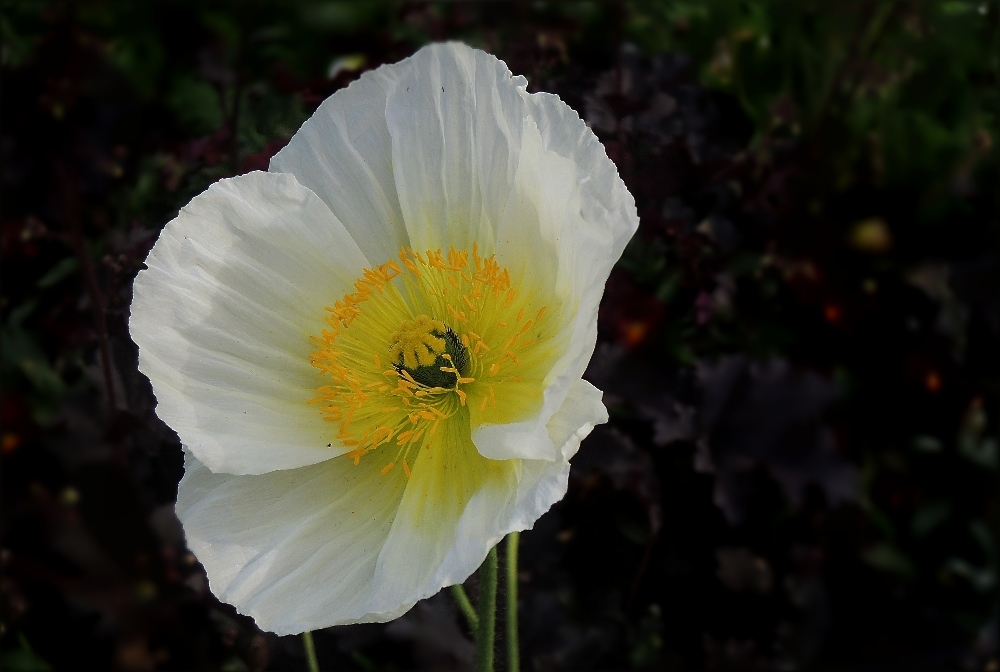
[130,42,638,634]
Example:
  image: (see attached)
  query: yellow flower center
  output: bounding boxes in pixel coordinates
[309,246,563,478]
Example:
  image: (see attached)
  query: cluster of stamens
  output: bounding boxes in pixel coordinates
[308,245,553,478]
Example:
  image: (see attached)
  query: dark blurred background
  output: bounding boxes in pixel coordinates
[2,1,998,670]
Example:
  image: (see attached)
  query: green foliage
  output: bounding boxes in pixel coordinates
[168,77,225,136]
[628,0,996,196]
[1,1,996,669]
[2,301,67,423]
[0,634,52,672]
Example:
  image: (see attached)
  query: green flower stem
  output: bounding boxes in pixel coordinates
[301,630,319,672]
[476,546,499,672]
[506,531,521,672]
[451,584,480,634]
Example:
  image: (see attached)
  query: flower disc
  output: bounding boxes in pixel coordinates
[310,245,564,487]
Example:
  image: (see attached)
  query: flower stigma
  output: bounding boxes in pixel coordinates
[309,246,563,478]
[388,315,469,389]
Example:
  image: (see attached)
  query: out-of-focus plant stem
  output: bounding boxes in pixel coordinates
[476,546,498,672]
[301,631,319,672]
[506,532,520,672]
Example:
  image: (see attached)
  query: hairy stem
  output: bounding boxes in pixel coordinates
[451,584,479,634]
[476,546,499,672]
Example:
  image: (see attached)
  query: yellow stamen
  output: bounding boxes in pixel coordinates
[309,245,563,473]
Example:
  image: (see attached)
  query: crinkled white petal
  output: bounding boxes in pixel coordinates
[384,42,528,255]
[175,451,410,634]
[175,378,605,633]
[543,379,608,461]
[372,378,606,613]
[148,43,634,635]
[269,43,633,464]
[269,66,409,266]
[131,172,369,475]
[473,89,638,462]
[522,91,639,283]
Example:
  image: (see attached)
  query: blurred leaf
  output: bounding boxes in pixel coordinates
[911,500,952,537]
[0,329,66,402]
[6,300,38,330]
[36,257,78,288]
[956,397,997,469]
[940,1,985,15]
[617,515,651,545]
[910,434,943,453]
[0,9,38,68]
[945,558,996,593]
[628,604,665,669]
[0,634,53,672]
[219,656,249,672]
[350,651,377,671]
[169,76,225,135]
[107,29,166,101]
[300,1,382,32]
[939,525,997,600]
[200,9,241,49]
[862,542,916,579]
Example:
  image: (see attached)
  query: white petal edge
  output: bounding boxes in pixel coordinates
[271,42,531,267]
[131,171,370,475]
[370,378,607,614]
[269,63,409,266]
[175,378,605,633]
[272,43,635,465]
[473,89,638,462]
[543,379,608,462]
[384,42,528,256]
[175,450,411,635]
